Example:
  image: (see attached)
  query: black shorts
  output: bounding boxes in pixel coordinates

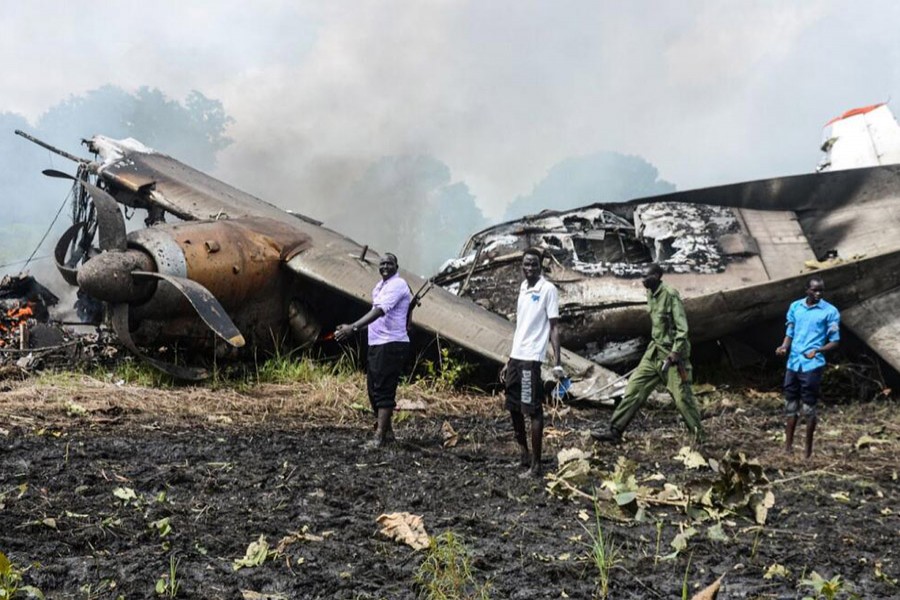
[784,367,823,417]
[504,358,544,416]
[367,342,409,412]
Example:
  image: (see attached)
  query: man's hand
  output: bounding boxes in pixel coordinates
[665,352,681,365]
[775,345,788,357]
[804,348,818,359]
[498,363,508,385]
[334,324,354,342]
[551,365,566,380]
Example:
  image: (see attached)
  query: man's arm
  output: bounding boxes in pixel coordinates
[549,318,561,367]
[335,306,385,341]
[776,304,796,357]
[775,335,793,357]
[805,308,840,359]
[549,317,566,379]
[669,292,690,358]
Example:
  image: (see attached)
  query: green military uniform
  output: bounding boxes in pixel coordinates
[610,282,703,439]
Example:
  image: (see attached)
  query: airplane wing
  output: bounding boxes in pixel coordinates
[841,288,900,373]
[91,136,319,226]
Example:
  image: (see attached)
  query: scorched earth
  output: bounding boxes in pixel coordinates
[0,369,897,599]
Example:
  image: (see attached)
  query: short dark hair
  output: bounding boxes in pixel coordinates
[383,252,398,265]
[807,276,824,289]
[523,247,544,261]
[644,263,663,277]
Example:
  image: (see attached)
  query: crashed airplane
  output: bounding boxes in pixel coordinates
[16,131,617,398]
[435,104,900,374]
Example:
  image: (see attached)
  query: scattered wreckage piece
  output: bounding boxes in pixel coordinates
[435,164,900,374]
[17,132,620,400]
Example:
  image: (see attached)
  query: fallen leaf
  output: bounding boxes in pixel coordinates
[753,490,775,525]
[855,435,890,450]
[830,491,851,503]
[241,591,288,600]
[41,517,57,529]
[764,563,790,579]
[396,399,427,411]
[207,415,233,425]
[557,447,591,466]
[692,383,716,395]
[673,446,707,469]
[112,487,137,503]
[670,526,697,553]
[232,535,270,571]
[440,421,458,448]
[376,512,429,550]
[691,574,724,600]
[706,523,728,542]
[65,401,87,417]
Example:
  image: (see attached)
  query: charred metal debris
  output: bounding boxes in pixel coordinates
[437,202,739,292]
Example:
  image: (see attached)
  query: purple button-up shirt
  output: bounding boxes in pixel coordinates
[368,274,412,346]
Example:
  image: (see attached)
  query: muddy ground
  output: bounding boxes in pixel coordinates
[0,371,898,599]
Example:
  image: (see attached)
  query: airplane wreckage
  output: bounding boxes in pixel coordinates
[11,103,900,394]
[14,130,618,399]
[436,104,900,376]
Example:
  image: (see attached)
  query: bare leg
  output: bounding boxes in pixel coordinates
[376,408,392,444]
[510,411,529,467]
[529,413,544,476]
[785,416,798,454]
[804,415,817,459]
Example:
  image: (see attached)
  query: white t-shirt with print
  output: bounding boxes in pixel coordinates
[510,276,560,362]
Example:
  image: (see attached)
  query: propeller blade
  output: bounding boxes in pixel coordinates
[131,271,245,348]
[54,222,87,286]
[44,169,126,252]
[82,181,127,252]
[42,169,76,180]
[110,303,209,381]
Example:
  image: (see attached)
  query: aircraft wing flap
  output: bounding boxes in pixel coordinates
[841,287,900,373]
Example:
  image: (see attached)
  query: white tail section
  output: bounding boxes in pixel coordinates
[818,103,900,171]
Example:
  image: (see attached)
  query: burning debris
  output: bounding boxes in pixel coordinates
[0,272,124,377]
[0,273,58,349]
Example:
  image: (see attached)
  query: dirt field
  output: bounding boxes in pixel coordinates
[0,371,897,599]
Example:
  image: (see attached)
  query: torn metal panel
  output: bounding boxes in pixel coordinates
[842,287,900,374]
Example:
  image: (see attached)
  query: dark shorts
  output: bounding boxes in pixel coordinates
[367,342,409,412]
[504,358,545,416]
[784,367,823,417]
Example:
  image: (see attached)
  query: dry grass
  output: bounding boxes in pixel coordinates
[0,372,507,432]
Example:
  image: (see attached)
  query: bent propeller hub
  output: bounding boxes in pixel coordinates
[76,249,156,304]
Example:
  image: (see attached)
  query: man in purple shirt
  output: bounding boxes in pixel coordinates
[335,253,412,447]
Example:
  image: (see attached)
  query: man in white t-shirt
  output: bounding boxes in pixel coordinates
[501,248,564,478]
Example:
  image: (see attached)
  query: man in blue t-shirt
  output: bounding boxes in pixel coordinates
[775,276,840,459]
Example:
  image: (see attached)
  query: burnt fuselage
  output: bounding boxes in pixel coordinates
[435,165,900,367]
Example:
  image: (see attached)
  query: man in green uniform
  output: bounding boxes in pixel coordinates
[591,263,704,444]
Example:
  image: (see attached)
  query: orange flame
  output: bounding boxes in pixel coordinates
[6,305,33,320]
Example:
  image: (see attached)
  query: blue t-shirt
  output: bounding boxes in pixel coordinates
[785,298,840,372]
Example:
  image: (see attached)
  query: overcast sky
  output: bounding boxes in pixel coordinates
[3,0,899,219]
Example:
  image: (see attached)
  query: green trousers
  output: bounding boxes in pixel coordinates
[610,349,703,438]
